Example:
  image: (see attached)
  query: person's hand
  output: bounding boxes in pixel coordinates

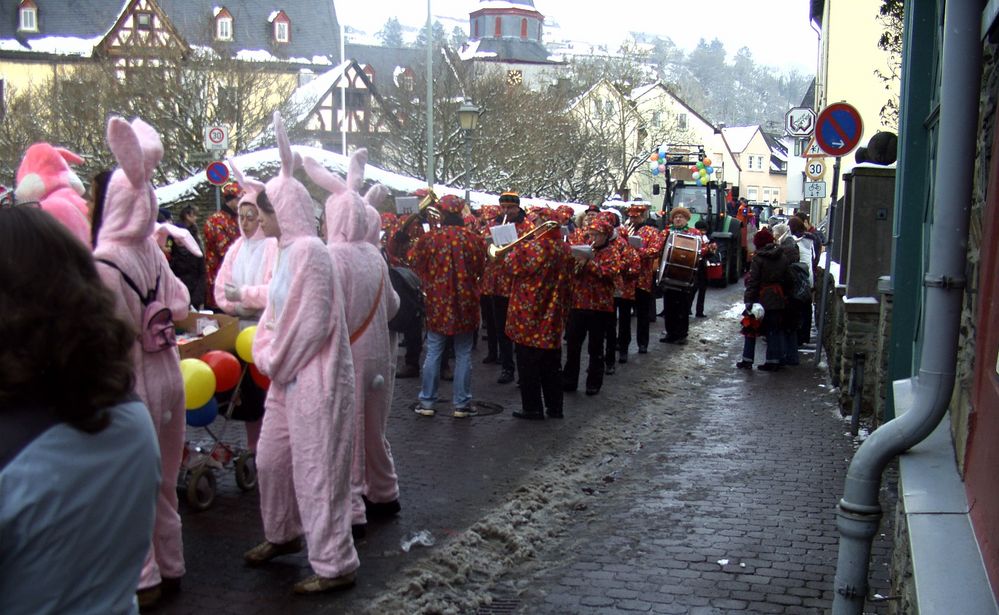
[224,284,242,302]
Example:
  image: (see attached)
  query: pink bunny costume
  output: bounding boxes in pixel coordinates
[251,113,358,580]
[93,117,191,590]
[304,150,401,529]
[14,143,91,245]
[212,162,278,326]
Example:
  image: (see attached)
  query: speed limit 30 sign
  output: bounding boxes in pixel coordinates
[805,159,826,180]
[204,125,229,151]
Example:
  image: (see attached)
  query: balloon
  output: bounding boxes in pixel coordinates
[201,350,241,393]
[696,161,705,170]
[699,169,708,177]
[649,154,658,162]
[186,397,219,428]
[180,358,216,410]
[249,364,271,391]
[658,164,666,172]
[705,166,714,175]
[691,169,700,180]
[651,167,660,176]
[235,325,257,364]
[702,157,712,167]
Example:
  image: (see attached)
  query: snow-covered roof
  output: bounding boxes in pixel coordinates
[721,126,760,154]
[267,11,282,23]
[471,1,543,12]
[0,35,103,57]
[155,146,589,214]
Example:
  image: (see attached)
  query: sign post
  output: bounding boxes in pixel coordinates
[784,106,817,137]
[812,102,863,367]
[203,125,229,212]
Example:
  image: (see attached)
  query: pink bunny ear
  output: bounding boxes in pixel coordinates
[346,148,368,193]
[273,111,293,178]
[107,116,146,188]
[129,118,163,178]
[303,155,347,195]
[364,183,388,208]
[154,223,204,257]
[228,159,265,195]
[55,147,84,166]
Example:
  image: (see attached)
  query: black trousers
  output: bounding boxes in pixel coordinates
[605,298,621,362]
[480,294,498,358]
[515,344,563,416]
[616,297,634,355]
[634,289,652,349]
[663,287,692,341]
[563,309,611,391]
[403,318,423,367]
[688,263,708,316]
[492,295,515,372]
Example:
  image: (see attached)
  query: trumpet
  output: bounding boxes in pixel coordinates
[487,220,559,260]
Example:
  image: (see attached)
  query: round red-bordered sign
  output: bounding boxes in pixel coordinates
[207,127,226,145]
[206,161,230,186]
[815,102,863,157]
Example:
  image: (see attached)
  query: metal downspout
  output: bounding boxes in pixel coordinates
[830,2,982,614]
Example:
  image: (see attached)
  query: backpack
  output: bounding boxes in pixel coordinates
[387,266,425,333]
[98,259,177,353]
[789,262,812,302]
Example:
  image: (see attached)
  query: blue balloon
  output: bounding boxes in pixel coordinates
[705,166,714,175]
[186,397,219,427]
[651,167,660,176]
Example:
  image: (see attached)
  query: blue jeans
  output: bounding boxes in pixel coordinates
[419,331,473,409]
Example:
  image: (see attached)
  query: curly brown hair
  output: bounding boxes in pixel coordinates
[0,208,136,433]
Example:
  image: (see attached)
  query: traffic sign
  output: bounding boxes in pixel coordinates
[805,159,826,180]
[204,125,229,151]
[804,181,827,199]
[785,107,816,137]
[802,135,824,158]
[815,102,863,157]
[206,161,230,186]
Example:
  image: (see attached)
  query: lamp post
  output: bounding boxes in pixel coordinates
[458,101,479,205]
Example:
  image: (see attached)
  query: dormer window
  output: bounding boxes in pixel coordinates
[214,7,233,41]
[18,0,38,32]
[269,10,290,44]
[135,11,153,30]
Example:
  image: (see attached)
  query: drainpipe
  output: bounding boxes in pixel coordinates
[831,2,981,614]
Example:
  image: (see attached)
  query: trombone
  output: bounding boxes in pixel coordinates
[487,220,559,260]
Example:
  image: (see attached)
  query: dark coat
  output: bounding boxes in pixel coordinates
[744,242,792,311]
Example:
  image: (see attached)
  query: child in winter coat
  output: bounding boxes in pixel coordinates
[741,226,793,370]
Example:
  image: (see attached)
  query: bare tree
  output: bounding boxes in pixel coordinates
[876,0,903,129]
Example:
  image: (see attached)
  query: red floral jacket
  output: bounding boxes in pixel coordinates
[635,224,666,292]
[410,225,486,335]
[203,209,239,309]
[612,234,642,301]
[504,231,574,349]
[572,240,621,312]
[487,215,533,298]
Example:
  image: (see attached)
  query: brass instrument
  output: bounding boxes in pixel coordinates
[573,240,597,274]
[487,220,559,260]
[388,189,442,261]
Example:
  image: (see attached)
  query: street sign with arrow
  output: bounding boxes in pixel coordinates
[815,102,863,157]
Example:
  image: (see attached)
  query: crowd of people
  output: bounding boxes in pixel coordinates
[0,111,820,613]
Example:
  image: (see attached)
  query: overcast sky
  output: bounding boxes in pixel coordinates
[336,0,819,74]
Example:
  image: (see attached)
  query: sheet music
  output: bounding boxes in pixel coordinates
[628,235,643,249]
[395,196,418,215]
[490,223,518,246]
[570,244,593,258]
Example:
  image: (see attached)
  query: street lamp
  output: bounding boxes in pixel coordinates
[458,101,480,204]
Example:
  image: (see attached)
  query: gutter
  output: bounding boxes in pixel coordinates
[830,2,981,613]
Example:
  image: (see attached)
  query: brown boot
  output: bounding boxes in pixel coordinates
[292,571,357,594]
[243,536,304,566]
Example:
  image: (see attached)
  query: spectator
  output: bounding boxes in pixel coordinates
[169,205,206,308]
[0,206,160,615]
[743,227,793,371]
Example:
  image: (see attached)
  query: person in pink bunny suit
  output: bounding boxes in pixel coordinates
[14,142,92,246]
[93,117,191,608]
[243,112,358,594]
[212,161,278,453]
[303,150,401,537]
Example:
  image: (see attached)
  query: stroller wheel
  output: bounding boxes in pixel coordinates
[186,466,216,511]
[235,452,258,491]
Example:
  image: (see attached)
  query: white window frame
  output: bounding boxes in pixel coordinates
[651,111,661,127]
[274,20,289,43]
[19,7,38,32]
[747,186,759,201]
[678,113,687,130]
[135,11,153,30]
[216,16,233,41]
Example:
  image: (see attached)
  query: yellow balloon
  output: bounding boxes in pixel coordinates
[180,358,216,410]
[702,157,712,167]
[235,325,257,364]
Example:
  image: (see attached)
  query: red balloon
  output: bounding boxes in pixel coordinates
[200,350,241,393]
[249,364,271,391]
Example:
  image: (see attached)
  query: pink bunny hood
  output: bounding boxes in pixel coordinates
[303,149,371,245]
[14,143,91,245]
[228,159,268,241]
[264,112,315,246]
[97,117,162,246]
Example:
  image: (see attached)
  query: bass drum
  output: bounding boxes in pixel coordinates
[657,232,702,290]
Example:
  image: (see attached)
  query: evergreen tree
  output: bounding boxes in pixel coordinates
[377,17,404,47]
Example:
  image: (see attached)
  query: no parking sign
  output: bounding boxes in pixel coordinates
[815,103,863,157]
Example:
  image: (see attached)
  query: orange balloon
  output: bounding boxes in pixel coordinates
[702,157,713,167]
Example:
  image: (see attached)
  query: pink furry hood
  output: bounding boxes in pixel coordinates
[229,159,267,241]
[97,117,163,246]
[264,112,316,246]
[303,149,376,245]
[14,143,91,245]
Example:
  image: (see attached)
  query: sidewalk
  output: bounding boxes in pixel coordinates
[161,285,896,614]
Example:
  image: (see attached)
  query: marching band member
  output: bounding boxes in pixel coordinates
[627,204,665,354]
[489,192,533,385]
[410,195,486,417]
[504,208,574,420]
[660,207,714,345]
[611,216,642,367]
[562,215,621,396]
[478,204,502,364]
[387,190,431,379]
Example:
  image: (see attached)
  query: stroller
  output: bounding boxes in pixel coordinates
[178,365,259,511]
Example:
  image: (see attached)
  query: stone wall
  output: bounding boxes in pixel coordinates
[838,300,881,418]
[875,283,894,425]
[889,497,918,615]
